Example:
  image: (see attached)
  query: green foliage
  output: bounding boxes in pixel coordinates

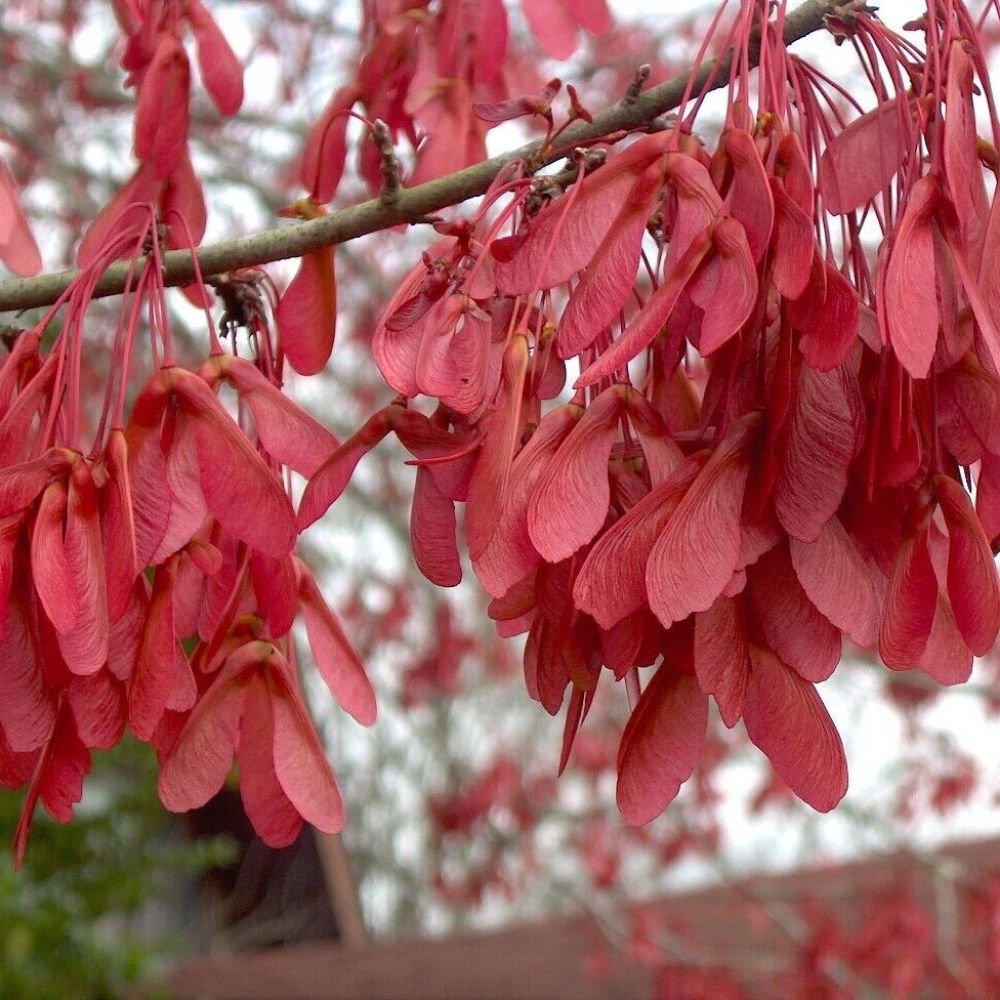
[0,738,236,1000]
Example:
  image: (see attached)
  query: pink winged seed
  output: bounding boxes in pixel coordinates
[299,85,359,203]
[473,405,580,599]
[237,674,304,848]
[528,387,626,563]
[67,670,126,751]
[616,665,708,826]
[55,461,110,676]
[250,552,299,640]
[162,150,208,248]
[133,36,191,178]
[917,592,973,686]
[0,587,55,752]
[414,296,492,415]
[157,657,252,813]
[494,131,672,295]
[743,646,848,813]
[77,162,161,267]
[297,404,398,530]
[774,364,859,543]
[129,558,180,741]
[268,653,345,834]
[770,179,815,301]
[0,159,42,276]
[172,369,297,557]
[787,257,860,371]
[411,466,462,587]
[30,481,80,635]
[943,43,988,255]
[721,128,774,263]
[883,176,941,378]
[186,0,244,117]
[275,247,337,377]
[13,710,90,867]
[203,355,339,478]
[465,336,529,560]
[575,232,712,388]
[819,96,912,216]
[557,160,667,359]
[788,517,878,647]
[687,216,757,355]
[747,544,841,683]
[296,562,377,726]
[693,596,751,728]
[936,475,1000,655]
[0,730,37,790]
[574,457,704,630]
[879,511,939,669]
[645,415,759,629]
[101,430,139,622]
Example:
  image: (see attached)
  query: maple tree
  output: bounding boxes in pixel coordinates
[7,0,1000,992]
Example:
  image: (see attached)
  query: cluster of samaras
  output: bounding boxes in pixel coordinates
[4,0,1000,853]
[0,0,379,861]
[0,276,379,862]
[0,0,622,858]
[303,5,1000,822]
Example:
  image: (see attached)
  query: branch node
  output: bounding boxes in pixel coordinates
[208,271,268,336]
[624,64,651,104]
[1,323,25,351]
[523,148,606,215]
[825,0,877,42]
[647,113,680,133]
[372,119,402,205]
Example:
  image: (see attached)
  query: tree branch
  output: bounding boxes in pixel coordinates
[0,0,841,315]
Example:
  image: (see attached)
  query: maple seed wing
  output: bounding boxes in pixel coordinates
[276,248,337,377]
[617,665,708,825]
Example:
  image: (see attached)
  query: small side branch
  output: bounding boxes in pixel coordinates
[372,119,402,205]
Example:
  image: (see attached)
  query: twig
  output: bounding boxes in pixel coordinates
[0,0,842,314]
